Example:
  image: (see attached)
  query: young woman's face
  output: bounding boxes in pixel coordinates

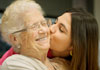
[50,13,72,57]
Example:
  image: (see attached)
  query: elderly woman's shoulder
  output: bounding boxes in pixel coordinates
[1,54,47,70]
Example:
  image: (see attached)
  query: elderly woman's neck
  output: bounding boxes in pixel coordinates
[32,51,48,63]
[20,49,48,63]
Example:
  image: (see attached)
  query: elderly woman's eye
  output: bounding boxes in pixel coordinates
[41,22,48,26]
[31,24,39,30]
[31,25,36,29]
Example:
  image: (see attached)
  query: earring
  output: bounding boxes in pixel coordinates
[70,51,72,56]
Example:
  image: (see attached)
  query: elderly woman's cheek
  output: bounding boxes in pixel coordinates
[20,32,35,45]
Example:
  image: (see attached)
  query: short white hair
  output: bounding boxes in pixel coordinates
[1,0,44,45]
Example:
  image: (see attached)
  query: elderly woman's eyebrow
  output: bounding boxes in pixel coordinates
[32,20,46,24]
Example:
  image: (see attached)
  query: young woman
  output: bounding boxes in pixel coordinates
[50,9,99,70]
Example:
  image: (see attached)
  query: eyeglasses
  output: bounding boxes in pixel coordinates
[12,19,52,34]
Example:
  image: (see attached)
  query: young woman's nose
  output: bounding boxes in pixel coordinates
[49,24,56,34]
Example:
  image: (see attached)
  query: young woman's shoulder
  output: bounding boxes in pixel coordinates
[50,57,71,70]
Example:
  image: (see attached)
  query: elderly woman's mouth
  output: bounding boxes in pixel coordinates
[35,37,48,41]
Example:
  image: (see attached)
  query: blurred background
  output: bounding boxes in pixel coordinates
[0,0,100,65]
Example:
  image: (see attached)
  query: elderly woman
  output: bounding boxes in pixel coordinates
[0,0,55,70]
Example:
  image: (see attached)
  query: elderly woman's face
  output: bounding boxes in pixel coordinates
[20,10,50,51]
[49,13,72,57]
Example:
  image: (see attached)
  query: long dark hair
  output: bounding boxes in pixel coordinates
[67,9,99,70]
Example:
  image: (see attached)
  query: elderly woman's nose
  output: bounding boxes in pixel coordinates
[49,24,56,34]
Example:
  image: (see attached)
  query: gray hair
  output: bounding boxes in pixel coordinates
[1,0,44,45]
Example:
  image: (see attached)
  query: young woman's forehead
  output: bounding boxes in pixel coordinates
[58,13,71,19]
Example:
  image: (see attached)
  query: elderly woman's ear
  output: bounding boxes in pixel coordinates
[9,34,19,46]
